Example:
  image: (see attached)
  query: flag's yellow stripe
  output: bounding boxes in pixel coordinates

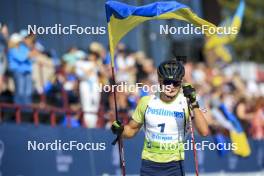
[205,15,243,50]
[230,131,251,157]
[215,46,232,63]
[108,8,217,65]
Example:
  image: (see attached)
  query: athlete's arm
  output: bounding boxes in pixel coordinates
[122,120,142,138]
[193,108,209,136]
[111,96,150,139]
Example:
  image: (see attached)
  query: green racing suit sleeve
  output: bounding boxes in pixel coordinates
[132,96,151,124]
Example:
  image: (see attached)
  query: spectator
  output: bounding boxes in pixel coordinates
[75,42,103,128]
[0,23,8,93]
[115,43,136,84]
[62,47,80,66]
[7,33,37,104]
[234,97,253,134]
[63,62,79,105]
[250,97,264,140]
[32,41,55,96]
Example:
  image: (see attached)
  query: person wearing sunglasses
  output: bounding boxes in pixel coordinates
[111,59,209,176]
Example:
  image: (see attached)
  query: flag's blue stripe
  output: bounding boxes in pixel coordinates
[105,1,189,22]
[219,103,243,133]
[236,0,245,19]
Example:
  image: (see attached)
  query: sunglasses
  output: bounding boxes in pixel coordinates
[163,80,182,87]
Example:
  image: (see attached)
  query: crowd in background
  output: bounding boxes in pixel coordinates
[0,24,263,140]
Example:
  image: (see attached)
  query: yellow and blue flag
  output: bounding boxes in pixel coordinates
[205,0,245,51]
[219,103,251,157]
[105,1,217,64]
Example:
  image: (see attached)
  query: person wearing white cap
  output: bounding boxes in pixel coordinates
[7,32,38,104]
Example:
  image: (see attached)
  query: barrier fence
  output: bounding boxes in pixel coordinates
[0,102,88,128]
[0,59,111,128]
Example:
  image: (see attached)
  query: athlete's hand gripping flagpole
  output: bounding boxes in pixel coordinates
[111,121,123,144]
[183,83,199,176]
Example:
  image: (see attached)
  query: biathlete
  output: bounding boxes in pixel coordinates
[111,59,209,176]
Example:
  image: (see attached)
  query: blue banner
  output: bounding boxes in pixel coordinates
[0,124,263,175]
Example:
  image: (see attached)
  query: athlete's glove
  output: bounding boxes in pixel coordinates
[111,120,124,136]
[183,83,199,109]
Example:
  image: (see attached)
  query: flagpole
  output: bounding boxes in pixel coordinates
[110,63,126,176]
[187,99,199,176]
